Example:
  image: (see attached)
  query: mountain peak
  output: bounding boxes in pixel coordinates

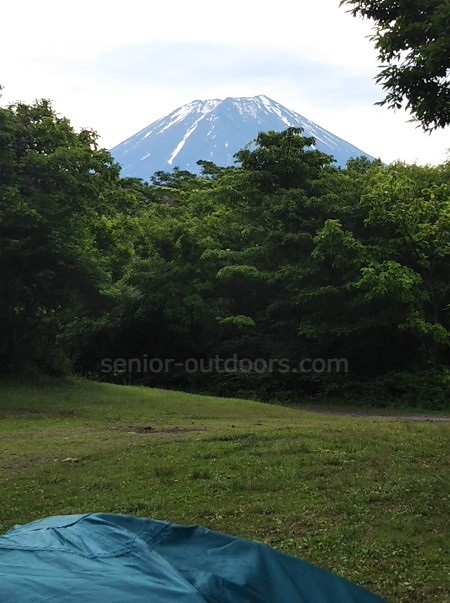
[111,95,374,180]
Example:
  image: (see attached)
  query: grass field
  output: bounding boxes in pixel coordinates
[0,378,448,602]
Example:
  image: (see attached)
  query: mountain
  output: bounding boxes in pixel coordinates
[110,95,374,180]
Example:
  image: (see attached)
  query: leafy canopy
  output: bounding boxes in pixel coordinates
[341,0,450,130]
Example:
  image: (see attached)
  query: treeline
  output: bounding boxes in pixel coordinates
[1,100,449,407]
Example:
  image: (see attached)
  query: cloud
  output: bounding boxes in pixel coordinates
[69,41,379,107]
[1,0,448,165]
[74,43,272,84]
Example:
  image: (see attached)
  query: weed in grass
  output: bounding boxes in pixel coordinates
[153,466,176,479]
[190,469,212,480]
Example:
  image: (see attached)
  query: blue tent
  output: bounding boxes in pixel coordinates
[0,513,386,602]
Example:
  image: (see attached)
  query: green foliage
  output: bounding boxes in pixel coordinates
[360,162,450,367]
[1,97,448,403]
[372,369,450,408]
[341,0,450,130]
[311,368,449,410]
[234,127,334,192]
[216,265,266,281]
[356,261,423,303]
[218,315,256,329]
[0,99,146,374]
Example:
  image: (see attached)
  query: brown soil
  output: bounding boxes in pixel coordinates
[306,407,450,422]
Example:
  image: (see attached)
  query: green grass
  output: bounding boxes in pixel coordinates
[0,378,449,602]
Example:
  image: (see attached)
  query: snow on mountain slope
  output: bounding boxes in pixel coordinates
[111,95,375,180]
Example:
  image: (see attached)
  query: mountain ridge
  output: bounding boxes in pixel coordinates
[111,95,375,180]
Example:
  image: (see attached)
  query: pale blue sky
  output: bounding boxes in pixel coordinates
[1,0,448,164]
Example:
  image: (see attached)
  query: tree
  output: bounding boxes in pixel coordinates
[0,99,123,374]
[341,0,450,130]
[234,128,334,193]
[358,161,450,369]
[212,130,339,375]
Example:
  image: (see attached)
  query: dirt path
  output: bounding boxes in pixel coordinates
[307,407,450,422]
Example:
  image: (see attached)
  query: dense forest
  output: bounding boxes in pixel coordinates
[1,99,449,407]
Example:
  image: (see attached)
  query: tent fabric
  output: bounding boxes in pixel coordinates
[0,513,386,602]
